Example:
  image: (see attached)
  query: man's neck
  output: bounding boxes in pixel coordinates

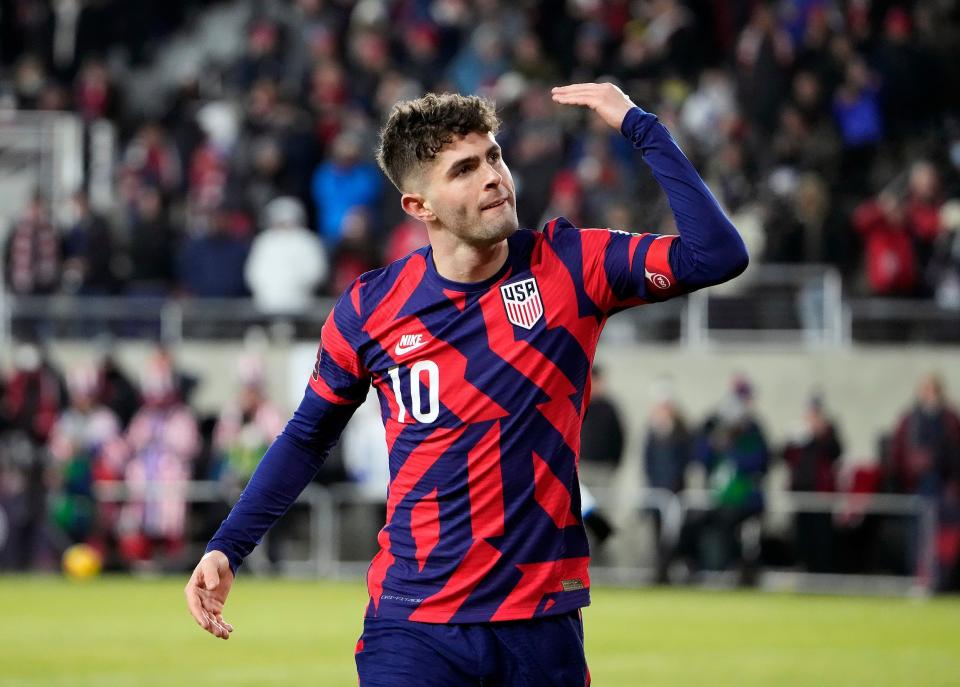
[430,237,509,284]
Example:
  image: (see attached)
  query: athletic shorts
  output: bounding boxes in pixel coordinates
[355,610,591,686]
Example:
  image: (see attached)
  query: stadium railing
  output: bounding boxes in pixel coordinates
[4,265,959,347]
[90,480,937,596]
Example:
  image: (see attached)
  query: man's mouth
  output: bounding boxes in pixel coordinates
[481,198,507,211]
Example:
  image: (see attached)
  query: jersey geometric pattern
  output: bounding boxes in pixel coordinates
[308,217,678,623]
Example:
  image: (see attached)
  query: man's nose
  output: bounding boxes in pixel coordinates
[483,163,503,188]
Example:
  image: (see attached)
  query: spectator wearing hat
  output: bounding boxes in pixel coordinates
[245,196,328,316]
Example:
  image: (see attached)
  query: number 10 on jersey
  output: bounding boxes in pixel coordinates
[387,360,440,423]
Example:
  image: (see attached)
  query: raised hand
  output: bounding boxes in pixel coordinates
[184,550,235,640]
[551,82,638,132]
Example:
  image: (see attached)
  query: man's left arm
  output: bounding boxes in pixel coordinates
[552,83,748,301]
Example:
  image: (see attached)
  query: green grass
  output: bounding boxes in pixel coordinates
[1,576,958,686]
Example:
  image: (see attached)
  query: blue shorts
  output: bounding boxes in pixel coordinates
[355,610,591,686]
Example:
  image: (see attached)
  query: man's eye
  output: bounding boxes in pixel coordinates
[489,151,501,163]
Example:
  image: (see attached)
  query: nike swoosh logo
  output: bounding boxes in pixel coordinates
[394,340,428,356]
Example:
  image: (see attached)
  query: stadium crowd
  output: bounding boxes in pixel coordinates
[2,0,960,306]
[1,343,958,591]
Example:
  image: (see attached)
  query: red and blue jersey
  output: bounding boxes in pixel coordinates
[207,106,748,624]
[312,219,679,622]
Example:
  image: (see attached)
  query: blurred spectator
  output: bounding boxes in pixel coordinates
[579,366,625,487]
[94,348,141,430]
[783,394,843,573]
[73,58,116,123]
[643,377,692,582]
[60,190,117,295]
[853,192,917,296]
[735,3,794,135]
[122,122,182,196]
[683,377,770,581]
[889,375,960,590]
[680,69,737,156]
[930,200,960,309]
[311,130,381,245]
[832,57,883,195]
[384,218,430,265]
[126,186,177,296]
[176,211,251,298]
[342,392,390,501]
[119,354,200,566]
[213,357,284,486]
[644,378,691,495]
[4,193,60,296]
[188,102,240,230]
[46,364,124,546]
[245,197,328,315]
[231,20,286,92]
[446,23,508,96]
[329,208,379,295]
[872,7,939,139]
[2,343,65,445]
[905,161,945,289]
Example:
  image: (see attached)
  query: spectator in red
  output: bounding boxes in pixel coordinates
[853,192,917,296]
[2,343,65,445]
[905,161,944,288]
[384,218,429,265]
[73,58,115,122]
[122,122,182,195]
[328,207,378,295]
[3,192,59,296]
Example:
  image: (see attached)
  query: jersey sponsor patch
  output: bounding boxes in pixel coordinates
[500,277,544,330]
[645,268,672,290]
[561,578,585,591]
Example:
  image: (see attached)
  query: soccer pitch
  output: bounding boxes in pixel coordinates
[1,577,958,686]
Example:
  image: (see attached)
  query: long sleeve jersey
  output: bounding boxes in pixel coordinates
[207,106,748,623]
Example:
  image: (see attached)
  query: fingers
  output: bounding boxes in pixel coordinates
[185,574,211,632]
[185,557,233,640]
[204,610,234,640]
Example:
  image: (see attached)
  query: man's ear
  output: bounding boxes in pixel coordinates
[401,192,436,223]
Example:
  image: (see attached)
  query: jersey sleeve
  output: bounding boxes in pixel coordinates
[542,217,680,316]
[308,282,371,405]
[542,107,748,315]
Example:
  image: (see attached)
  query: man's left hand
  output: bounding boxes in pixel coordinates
[551,82,637,131]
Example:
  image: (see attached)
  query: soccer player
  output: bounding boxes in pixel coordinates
[184,82,748,685]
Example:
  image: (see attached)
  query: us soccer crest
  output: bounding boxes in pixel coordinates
[500,277,544,330]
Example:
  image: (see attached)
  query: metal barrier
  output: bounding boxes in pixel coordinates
[606,486,937,595]
[91,480,938,595]
[4,265,960,346]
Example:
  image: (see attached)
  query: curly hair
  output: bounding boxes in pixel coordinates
[376,93,500,192]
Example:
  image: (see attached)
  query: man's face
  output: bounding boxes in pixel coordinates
[418,131,519,247]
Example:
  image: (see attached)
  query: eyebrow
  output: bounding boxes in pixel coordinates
[445,143,501,178]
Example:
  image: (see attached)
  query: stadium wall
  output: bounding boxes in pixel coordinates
[45,342,959,476]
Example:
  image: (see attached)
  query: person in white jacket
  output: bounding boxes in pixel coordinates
[245,196,328,315]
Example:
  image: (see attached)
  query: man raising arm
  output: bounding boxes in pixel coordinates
[186,82,745,685]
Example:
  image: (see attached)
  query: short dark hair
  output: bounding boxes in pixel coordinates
[376,93,500,192]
